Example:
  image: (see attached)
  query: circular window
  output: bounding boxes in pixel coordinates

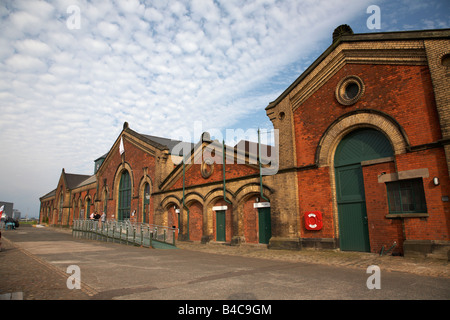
[345,82,359,99]
[441,53,450,67]
[278,112,285,121]
[335,76,365,106]
[201,158,214,179]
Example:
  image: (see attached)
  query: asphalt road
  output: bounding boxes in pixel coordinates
[1,225,449,303]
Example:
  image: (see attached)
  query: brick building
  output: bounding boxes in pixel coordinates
[40,123,277,246]
[266,26,450,257]
[40,26,450,258]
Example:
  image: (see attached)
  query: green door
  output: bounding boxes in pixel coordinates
[335,164,370,251]
[216,210,226,241]
[258,207,271,244]
[334,129,394,252]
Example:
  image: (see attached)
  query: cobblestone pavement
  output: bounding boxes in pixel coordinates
[48,225,450,279]
[0,235,91,300]
[176,242,450,279]
[1,225,449,301]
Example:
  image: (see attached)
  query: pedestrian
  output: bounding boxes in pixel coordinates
[90,212,94,220]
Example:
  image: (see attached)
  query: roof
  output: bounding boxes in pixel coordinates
[121,122,194,156]
[65,173,92,189]
[266,27,450,110]
[73,175,96,189]
[142,134,195,156]
[40,189,56,200]
[94,153,108,162]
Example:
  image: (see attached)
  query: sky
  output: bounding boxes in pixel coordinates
[0,0,449,218]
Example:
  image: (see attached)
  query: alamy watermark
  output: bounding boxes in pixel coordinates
[366,265,381,289]
[66,265,81,290]
[367,5,381,30]
[66,4,381,32]
[66,5,81,30]
[170,122,279,176]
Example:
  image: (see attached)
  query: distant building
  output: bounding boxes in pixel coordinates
[0,201,14,218]
[12,209,21,220]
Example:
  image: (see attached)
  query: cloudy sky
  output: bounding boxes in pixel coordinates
[0,0,449,218]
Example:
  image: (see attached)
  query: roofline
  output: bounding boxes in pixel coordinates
[40,188,56,200]
[266,27,450,111]
[125,127,170,152]
[94,153,108,162]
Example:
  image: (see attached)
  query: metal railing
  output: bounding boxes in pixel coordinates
[72,219,178,248]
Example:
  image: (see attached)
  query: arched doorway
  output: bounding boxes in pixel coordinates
[187,201,203,241]
[334,128,394,252]
[242,195,271,244]
[211,199,232,242]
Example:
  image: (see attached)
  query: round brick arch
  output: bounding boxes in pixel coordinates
[315,110,410,167]
[314,110,410,240]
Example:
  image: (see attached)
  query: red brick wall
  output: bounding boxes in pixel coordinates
[73,188,97,220]
[169,163,259,190]
[362,161,404,254]
[188,201,203,241]
[97,136,156,222]
[294,64,441,167]
[167,205,178,238]
[395,149,450,241]
[361,148,450,253]
[243,195,258,243]
[297,167,334,239]
[40,199,54,224]
[293,63,449,248]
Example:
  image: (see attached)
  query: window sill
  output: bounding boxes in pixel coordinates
[385,213,429,219]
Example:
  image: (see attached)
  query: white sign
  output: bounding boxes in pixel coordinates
[212,206,228,211]
[253,202,270,208]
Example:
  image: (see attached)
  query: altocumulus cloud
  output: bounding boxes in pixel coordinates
[0,0,373,216]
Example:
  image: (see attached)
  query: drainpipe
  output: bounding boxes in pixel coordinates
[258,129,269,202]
[222,140,232,204]
[182,161,190,240]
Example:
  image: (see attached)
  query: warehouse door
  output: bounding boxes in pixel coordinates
[334,129,393,252]
[258,207,271,244]
[216,210,226,242]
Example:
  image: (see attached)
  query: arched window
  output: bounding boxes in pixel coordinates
[86,197,91,219]
[78,198,82,220]
[103,189,108,214]
[118,171,131,221]
[58,191,63,222]
[143,183,150,223]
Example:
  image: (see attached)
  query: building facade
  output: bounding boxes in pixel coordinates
[266,26,450,258]
[40,26,450,258]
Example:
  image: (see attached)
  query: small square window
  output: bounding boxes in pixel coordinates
[386,178,427,214]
